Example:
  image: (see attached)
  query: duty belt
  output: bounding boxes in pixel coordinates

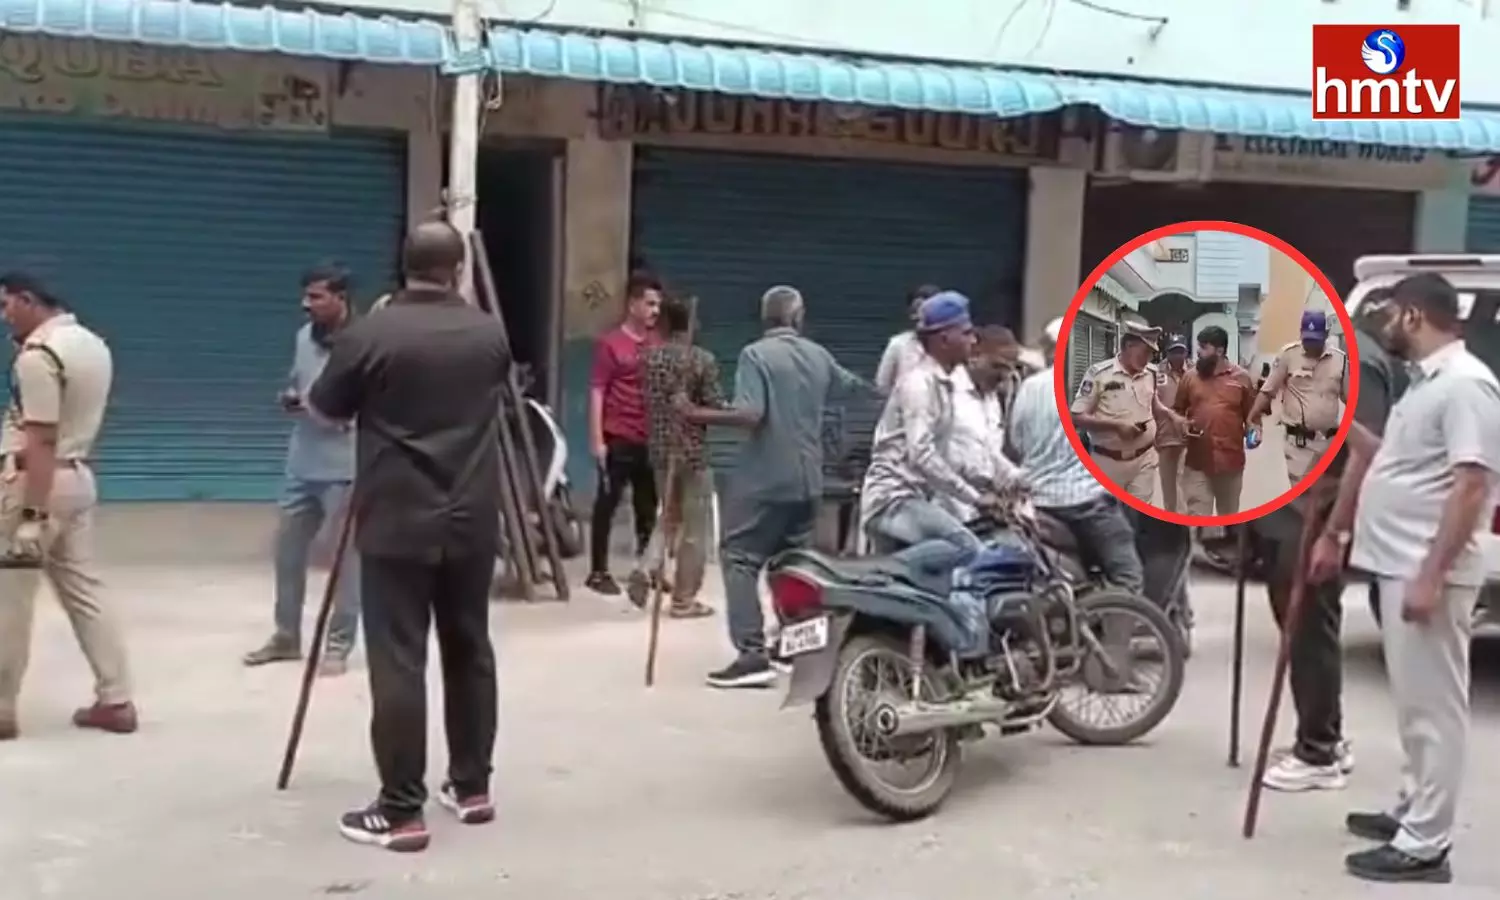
[1093,444,1153,462]
[1284,424,1336,448]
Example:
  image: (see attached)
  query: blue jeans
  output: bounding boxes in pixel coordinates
[274,478,360,653]
[867,497,984,574]
[720,496,817,659]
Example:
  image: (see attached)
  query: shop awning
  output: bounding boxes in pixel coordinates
[467,26,1500,153]
[0,0,448,66]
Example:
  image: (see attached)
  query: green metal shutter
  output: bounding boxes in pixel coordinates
[0,116,405,501]
[1067,312,1117,400]
[1466,196,1500,253]
[630,148,1028,472]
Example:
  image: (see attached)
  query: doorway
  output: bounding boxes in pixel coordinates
[476,142,564,406]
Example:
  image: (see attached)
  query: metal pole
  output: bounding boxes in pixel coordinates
[446,0,484,301]
[1228,524,1248,768]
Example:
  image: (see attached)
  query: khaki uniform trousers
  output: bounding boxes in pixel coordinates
[0,464,131,720]
[1157,445,1185,513]
[1180,467,1244,518]
[1283,434,1332,486]
[1094,447,1158,506]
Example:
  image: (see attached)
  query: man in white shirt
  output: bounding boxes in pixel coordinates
[874,284,940,394]
[1329,273,1500,884]
[861,292,1012,573]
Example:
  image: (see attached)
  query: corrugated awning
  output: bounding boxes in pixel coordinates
[468,26,1500,153]
[0,0,449,65]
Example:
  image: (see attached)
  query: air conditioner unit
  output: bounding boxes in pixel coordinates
[1096,126,1214,183]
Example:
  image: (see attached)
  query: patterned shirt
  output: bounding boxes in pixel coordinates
[641,342,725,472]
[1007,367,1108,510]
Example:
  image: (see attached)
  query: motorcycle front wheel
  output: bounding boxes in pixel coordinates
[814,633,961,822]
[1047,589,1186,746]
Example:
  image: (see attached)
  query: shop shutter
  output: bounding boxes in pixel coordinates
[630,148,1028,474]
[1466,196,1500,253]
[1080,182,1416,301]
[0,116,405,500]
[1067,312,1117,400]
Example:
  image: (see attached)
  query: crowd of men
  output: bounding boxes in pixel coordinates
[1,216,1496,883]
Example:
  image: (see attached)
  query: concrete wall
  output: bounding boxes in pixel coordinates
[335,0,1500,102]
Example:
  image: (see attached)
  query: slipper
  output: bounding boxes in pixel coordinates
[668,601,715,619]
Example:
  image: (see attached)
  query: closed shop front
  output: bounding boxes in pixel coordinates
[1467,197,1500,253]
[0,38,412,500]
[1082,181,1415,302]
[1067,311,1117,400]
[631,147,1028,468]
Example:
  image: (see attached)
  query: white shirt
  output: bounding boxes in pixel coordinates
[1351,339,1500,587]
[875,331,927,395]
[945,368,1009,521]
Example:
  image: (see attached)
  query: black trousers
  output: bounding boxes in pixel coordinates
[1253,503,1344,767]
[589,438,657,573]
[361,551,498,816]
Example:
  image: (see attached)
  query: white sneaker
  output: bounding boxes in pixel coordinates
[1262,754,1347,792]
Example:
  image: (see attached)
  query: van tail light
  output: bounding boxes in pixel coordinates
[1490,506,1500,534]
[770,572,823,620]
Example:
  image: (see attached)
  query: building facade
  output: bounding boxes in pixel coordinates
[0,19,446,501]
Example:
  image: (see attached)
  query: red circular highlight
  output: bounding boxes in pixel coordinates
[1053,220,1361,528]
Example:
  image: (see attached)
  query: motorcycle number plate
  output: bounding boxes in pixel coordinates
[778,617,830,657]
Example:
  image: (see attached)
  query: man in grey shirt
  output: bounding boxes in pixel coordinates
[1321,273,1500,883]
[683,286,865,688]
[244,262,361,675]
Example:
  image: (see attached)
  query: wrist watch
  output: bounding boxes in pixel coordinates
[19,507,47,523]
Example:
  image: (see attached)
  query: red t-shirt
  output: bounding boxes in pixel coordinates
[590,325,659,444]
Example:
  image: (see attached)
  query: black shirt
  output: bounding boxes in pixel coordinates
[310,288,510,561]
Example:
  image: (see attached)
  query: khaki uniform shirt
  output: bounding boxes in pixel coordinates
[1155,366,1187,448]
[1,314,113,460]
[1071,357,1157,452]
[1259,342,1347,433]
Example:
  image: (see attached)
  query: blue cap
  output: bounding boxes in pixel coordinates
[916,291,972,334]
[1300,310,1329,340]
[1166,333,1188,351]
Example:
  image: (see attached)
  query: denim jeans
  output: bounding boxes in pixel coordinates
[720,496,817,658]
[274,478,360,653]
[1041,495,1145,595]
[866,497,983,575]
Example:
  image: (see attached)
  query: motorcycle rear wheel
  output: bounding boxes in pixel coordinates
[814,633,961,822]
[1047,589,1186,746]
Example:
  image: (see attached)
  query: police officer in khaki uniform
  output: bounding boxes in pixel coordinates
[1072,323,1186,504]
[0,273,134,740]
[1248,310,1348,485]
[1154,334,1191,512]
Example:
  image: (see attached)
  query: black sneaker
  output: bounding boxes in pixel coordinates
[706,656,777,689]
[1346,810,1401,842]
[768,645,792,674]
[1345,844,1452,883]
[437,782,495,825]
[585,571,622,596]
[337,803,430,852]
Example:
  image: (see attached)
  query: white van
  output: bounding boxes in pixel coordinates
[1345,255,1500,625]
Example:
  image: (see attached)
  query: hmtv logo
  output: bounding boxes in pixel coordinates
[1312,24,1460,120]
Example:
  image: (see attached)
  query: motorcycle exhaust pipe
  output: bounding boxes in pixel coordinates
[881,698,1014,737]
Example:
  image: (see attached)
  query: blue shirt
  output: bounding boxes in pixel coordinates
[1006,367,1107,510]
[285,323,355,482]
[730,327,863,502]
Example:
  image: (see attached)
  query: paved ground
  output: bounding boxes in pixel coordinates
[6,547,1500,900]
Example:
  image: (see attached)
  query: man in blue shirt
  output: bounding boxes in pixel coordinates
[243,263,361,676]
[682,285,867,688]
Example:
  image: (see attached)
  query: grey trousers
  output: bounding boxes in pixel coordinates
[1377,576,1475,860]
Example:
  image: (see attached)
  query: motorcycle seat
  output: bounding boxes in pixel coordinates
[1032,510,1077,552]
[774,547,954,598]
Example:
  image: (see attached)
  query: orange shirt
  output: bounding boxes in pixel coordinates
[1172,362,1255,475]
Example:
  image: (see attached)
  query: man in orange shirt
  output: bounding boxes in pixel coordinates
[1172,325,1255,561]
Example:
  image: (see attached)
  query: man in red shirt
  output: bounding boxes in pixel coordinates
[586,272,664,594]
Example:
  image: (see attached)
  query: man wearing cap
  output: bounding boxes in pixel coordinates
[1072,323,1183,505]
[862,291,1015,576]
[1249,310,1348,486]
[1154,335,1191,513]
[681,285,868,689]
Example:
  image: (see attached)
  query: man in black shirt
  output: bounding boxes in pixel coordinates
[309,221,510,852]
[1255,288,1409,793]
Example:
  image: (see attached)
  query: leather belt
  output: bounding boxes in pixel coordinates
[1094,445,1153,462]
[3,455,82,472]
[1284,425,1337,439]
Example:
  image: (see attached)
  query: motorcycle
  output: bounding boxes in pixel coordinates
[767,500,1187,822]
[495,366,585,563]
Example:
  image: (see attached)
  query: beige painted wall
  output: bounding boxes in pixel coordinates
[1263,247,1341,351]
